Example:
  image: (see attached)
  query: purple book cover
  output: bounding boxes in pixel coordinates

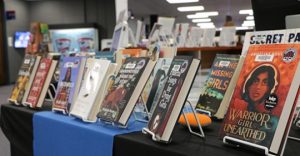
[53,56,84,112]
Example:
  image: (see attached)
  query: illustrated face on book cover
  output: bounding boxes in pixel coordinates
[241,64,279,113]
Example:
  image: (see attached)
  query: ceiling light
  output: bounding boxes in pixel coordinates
[196,11,219,16]
[246,16,254,20]
[177,6,204,12]
[166,0,199,4]
[192,18,211,23]
[239,9,253,15]
[197,22,215,28]
[187,14,208,19]
[242,20,255,27]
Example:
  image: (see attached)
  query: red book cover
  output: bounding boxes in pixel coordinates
[220,44,300,154]
[26,58,52,107]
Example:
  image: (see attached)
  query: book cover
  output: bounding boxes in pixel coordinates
[70,59,112,121]
[147,56,196,139]
[26,58,53,108]
[220,44,300,154]
[95,51,115,62]
[137,58,172,115]
[174,23,189,47]
[9,55,37,104]
[52,56,85,113]
[98,57,150,123]
[196,54,240,115]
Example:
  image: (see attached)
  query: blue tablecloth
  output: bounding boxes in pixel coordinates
[33,111,146,156]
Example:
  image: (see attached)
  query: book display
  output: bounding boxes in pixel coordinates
[97,57,156,126]
[3,2,300,155]
[221,44,300,155]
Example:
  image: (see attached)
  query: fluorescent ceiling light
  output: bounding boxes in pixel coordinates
[196,11,219,16]
[166,0,199,4]
[197,22,215,28]
[187,14,208,19]
[239,9,253,15]
[246,16,254,20]
[192,18,211,23]
[177,6,204,12]
[242,20,255,27]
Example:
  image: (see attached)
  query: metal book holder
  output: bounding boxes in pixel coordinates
[142,100,205,144]
[223,136,277,156]
[133,101,150,123]
[196,108,212,117]
[7,98,19,105]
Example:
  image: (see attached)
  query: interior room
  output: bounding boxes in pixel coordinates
[1,0,300,156]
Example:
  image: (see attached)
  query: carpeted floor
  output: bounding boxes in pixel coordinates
[0,85,13,156]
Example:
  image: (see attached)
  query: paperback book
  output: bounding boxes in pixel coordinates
[147,56,200,142]
[97,57,155,125]
[196,54,240,118]
[220,44,300,155]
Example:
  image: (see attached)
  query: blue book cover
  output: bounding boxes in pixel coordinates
[95,51,115,63]
[53,56,85,113]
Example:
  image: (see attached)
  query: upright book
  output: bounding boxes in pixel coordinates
[70,59,117,122]
[220,44,300,155]
[8,54,41,105]
[24,58,57,108]
[196,54,240,118]
[52,56,86,114]
[137,58,172,115]
[147,56,200,142]
[97,57,156,125]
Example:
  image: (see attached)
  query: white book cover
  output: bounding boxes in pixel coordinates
[201,28,216,47]
[219,27,236,46]
[174,23,189,47]
[70,59,111,121]
[185,27,203,47]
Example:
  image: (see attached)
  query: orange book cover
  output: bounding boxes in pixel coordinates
[220,44,300,154]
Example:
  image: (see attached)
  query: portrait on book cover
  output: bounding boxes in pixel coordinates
[235,64,280,115]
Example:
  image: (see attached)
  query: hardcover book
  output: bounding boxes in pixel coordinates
[220,44,300,155]
[24,58,57,108]
[137,58,172,115]
[70,59,116,122]
[147,56,200,142]
[196,54,240,118]
[97,57,156,125]
[52,56,86,114]
[9,55,40,105]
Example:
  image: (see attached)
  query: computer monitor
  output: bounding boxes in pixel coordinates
[14,31,31,48]
[252,0,300,30]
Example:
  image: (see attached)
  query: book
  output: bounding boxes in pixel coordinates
[219,27,236,47]
[196,54,240,118]
[200,28,216,47]
[136,58,172,116]
[97,57,156,125]
[52,56,86,114]
[220,44,300,155]
[95,51,115,62]
[9,55,41,105]
[174,23,189,48]
[70,59,117,122]
[147,56,200,142]
[24,58,57,108]
[221,28,300,120]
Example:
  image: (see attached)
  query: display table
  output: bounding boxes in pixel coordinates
[33,112,146,156]
[0,103,51,156]
[114,121,300,156]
